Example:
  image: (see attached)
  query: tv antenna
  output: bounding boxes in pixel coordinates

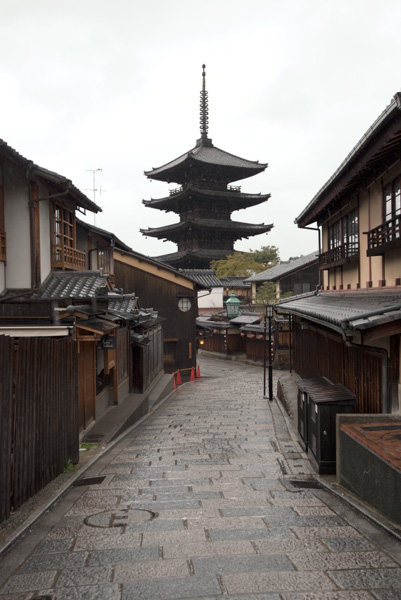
[85,168,102,225]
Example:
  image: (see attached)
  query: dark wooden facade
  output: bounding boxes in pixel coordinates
[0,335,78,524]
[114,254,197,374]
[291,320,383,414]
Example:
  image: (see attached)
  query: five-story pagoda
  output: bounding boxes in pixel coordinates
[141,65,273,269]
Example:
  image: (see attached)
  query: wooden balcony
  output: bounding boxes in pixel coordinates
[365,216,401,256]
[0,233,6,263]
[52,245,86,270]
[319,242,359,269]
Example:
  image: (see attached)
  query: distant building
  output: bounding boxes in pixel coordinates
[246,252,319,301]
[141,65,272,269]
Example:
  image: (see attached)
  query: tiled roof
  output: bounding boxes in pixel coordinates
[141,219,273,237]
[179,269,223,288]
[143,188,270,211]
[276,290,401,332]
[220,276,251,289]
[108,294,138,317]
[246,252,319,283]
[145,143,267,180]
[230,315,261,325]
[76,219,132,251]
[295,92,401,228]
[155,248,234,264]
[0,139,101,214]
[35,271,110,300]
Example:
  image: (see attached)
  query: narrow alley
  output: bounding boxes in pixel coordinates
[1,356,401,599]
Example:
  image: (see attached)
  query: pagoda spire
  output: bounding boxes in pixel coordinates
[199,64,209,142]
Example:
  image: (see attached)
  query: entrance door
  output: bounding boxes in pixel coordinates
[78,342,96,431]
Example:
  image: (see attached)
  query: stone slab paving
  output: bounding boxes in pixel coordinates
[1,356,401,599]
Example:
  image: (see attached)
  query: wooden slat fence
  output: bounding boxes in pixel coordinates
[292,322,382,414]
[0,336,78,524]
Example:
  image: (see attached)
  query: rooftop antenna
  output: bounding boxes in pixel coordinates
[85,168,102,225]
[199,64,209,142]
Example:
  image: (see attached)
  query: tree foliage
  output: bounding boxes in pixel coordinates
[210,246,280,278]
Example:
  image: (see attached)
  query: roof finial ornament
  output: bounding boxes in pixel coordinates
[199,63,209,140]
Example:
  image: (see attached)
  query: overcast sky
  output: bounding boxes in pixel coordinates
[2,0,401,261]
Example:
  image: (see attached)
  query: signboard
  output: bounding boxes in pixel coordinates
[101,336,115,350]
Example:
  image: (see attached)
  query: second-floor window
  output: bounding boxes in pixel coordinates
[54,204,74,255]
[328,209,358,254]
[384,176,401,226]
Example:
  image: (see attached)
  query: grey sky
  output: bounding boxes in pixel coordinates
[1,0,400,261]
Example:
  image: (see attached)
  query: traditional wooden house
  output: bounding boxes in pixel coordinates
[277,92,401,415]
[113,247,199,376]
[246,251,319,301]
[141,65,272,269]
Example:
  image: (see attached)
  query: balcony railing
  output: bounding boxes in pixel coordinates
[319,242,359,269]
[0,233,6,263]
[169,186,183,196]
[365,215,401,256]
[52,245,86,270]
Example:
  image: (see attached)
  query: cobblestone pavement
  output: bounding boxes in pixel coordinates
[1,356,401,599]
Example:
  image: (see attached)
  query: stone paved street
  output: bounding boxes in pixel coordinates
[1,356,401,599]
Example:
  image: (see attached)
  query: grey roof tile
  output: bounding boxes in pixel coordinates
[179,269,222,288]
[246,252,319,283]
[276,290,401,331]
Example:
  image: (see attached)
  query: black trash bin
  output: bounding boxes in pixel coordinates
[308,384,356,474]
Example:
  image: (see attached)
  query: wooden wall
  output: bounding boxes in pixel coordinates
[114,261,197,374]
[0,335,78,524]
[292,321,382,413]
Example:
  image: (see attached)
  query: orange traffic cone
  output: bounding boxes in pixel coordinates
[173,375,176,389]
[190,367,195,381]
[196,365,201,378]
[176,370,182,385]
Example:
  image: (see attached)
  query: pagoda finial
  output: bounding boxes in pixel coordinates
[199,64,209,139]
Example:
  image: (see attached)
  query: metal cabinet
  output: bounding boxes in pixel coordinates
[296,379,356,474]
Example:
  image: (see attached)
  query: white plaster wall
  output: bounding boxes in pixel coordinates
[40,198,51,283]
[0,263,5,294]
[4,163,31,289]
[198,287,223,309]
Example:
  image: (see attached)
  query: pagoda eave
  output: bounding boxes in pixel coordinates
[142,189,271,213]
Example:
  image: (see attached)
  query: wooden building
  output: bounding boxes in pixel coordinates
[141,65,272,269]
[246,251,319,300]
[113,248,198,375]
[277,92,401,415]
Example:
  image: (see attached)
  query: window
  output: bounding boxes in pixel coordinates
[384,177,401,238]
[342,209,359,255]
[178,298,191,312]
[53,203,74,263]
[328,209,358,254]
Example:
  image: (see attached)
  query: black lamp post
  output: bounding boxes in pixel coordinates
[263,304,274,401]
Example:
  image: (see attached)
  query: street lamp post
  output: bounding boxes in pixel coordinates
[263,304,274,401]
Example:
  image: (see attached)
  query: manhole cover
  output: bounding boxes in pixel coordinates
[84,508,157,528]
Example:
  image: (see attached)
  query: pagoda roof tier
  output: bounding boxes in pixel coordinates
[141,218,273,242]
[144,140,267,185]
[155,248,235,269]
[143,186,271,213]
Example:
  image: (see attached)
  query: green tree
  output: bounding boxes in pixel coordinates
[253,281,277,306]
[210,246,280,278]
[210,252,264,278]
[251,245,280,267]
